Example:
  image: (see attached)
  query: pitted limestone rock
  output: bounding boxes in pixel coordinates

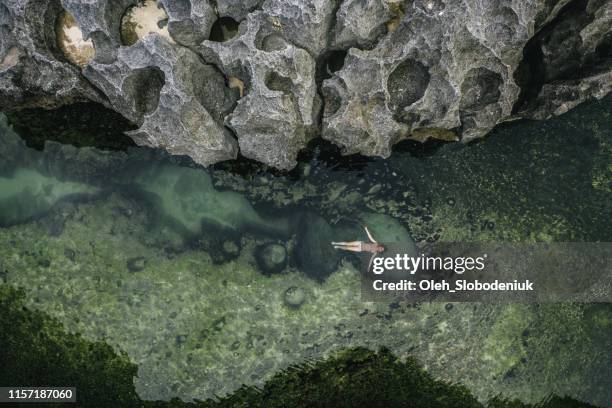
[514,0,612,119]
[261,0,336,56]
[63,0,238,164]
[0,0,105,109]
[216,0,264,21]
[322,0,612,157]
[85,35,238,164]
[321,0,527,156]
[158,0,216,46]
[0,0,611,169]
[331,0,395,50]
[199,11,321,169]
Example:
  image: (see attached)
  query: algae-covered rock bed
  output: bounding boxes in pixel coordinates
[0,87,611,407]
[1,285,600,408]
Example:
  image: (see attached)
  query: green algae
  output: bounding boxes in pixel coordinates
[0,95,610,406]
[1,195,609,404]
[481,305,532,379]
[0,284,599,407]
[0,285,140,407]
[395,94,612,244]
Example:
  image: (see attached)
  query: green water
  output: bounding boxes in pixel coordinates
[0,95,610,405]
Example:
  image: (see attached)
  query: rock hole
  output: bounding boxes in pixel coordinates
[164,0,209,46]
[122,66,166,116]
[265,71,293,94]
[322,85,342,117]
[56,10,95,68]
[326,50,348,76]
[316,50,348,84]
[387,58,430,122]
[254,27,288,51]
[459,68,503,111]
[596,32,612,57]
[512,0,593,113]
[209,17,239,42]
[192,65,238,122]
[121,0,174,46]
[261,33,287,52]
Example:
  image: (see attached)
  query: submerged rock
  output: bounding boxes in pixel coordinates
[255,242,287,275]
[127,256,146,272]
[283,286,306,308]
[0,168,98,227]
[128,163,291,237]
[1,0,610,169]
[222,240,240,257]
[294,213,340,281]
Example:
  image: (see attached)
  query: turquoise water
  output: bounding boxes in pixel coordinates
[0,95,610,405]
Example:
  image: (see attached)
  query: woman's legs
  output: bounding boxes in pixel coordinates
[331,241,362,252]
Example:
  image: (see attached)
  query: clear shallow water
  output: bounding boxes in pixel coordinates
[0,95,610,405]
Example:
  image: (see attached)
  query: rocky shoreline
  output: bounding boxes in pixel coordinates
[1,0,610,169]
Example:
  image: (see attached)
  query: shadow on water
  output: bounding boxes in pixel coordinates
[5,102,137,151]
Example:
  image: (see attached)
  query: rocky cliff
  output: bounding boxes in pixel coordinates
[1,0,610,169]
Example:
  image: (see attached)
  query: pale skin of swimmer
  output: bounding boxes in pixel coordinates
[332,226,386,272]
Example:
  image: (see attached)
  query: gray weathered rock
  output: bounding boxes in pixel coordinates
[331,0,394,50]
[87,35,238,164]
[261,0,336,56]
[0,1,105,109]
[513,0,612,119]
[322,0,612,156]
[0,0,610,169]
[158,0,216,46]
[322,0,528,155]
[216,0,264,21]
[199,11,321,169]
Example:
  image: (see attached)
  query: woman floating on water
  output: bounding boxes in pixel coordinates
[332,226,385,271]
